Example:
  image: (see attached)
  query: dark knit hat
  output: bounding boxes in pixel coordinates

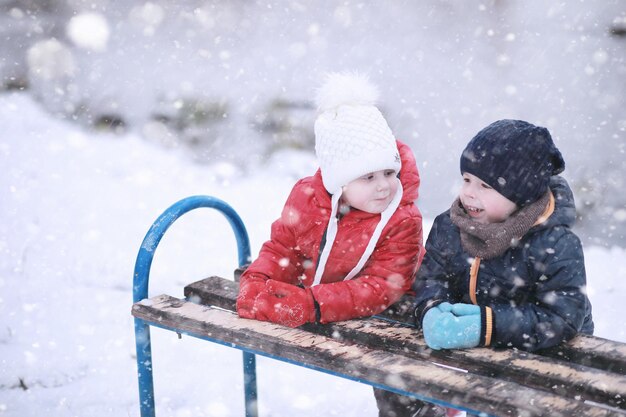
[460,119,565,207]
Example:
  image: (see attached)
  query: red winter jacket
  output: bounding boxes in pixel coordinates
[240,140,424,323]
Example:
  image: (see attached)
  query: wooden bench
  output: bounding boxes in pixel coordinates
[131,196,626,417]
[133,275,626,417]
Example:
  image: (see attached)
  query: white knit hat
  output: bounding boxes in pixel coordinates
[311,72,404,286]
[314,72,401,194]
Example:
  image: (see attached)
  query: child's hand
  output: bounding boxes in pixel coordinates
[236,277,267,319]
[252,280,317,328]
[450,303,480,316]
[422,302,480,350]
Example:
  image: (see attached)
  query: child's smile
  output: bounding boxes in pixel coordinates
[460,173,517,224]
[463,204,484,217]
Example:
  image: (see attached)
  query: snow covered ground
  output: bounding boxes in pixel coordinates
[1,92,625,416]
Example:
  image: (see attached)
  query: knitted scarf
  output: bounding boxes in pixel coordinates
[450,191,551,259]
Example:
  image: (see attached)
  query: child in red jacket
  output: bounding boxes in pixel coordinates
[236,72,425,328]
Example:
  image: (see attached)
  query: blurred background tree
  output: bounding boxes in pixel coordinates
[1,0,624,245]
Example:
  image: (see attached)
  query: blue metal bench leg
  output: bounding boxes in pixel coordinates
[133,195,255,417]
[243,352,258,417]
[135,318,155,417]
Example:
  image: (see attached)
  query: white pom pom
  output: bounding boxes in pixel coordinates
[315,72,379,112]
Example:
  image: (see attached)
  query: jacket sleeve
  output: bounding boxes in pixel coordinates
[310,215,424,323]
[239,183,305,288]
[490,231,590,352]
[411,213,461,326]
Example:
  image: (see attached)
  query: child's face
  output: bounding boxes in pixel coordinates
[342,169,399,214]
[460,173,517,224]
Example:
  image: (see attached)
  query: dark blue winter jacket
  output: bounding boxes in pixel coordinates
[412,176,594,352]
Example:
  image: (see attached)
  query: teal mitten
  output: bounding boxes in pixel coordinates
[422,303,481,350]
[450,303,480,316]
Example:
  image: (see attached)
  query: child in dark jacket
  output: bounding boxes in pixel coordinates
[236,73,425,328]
[414,119,593,352]
[376,119,594,417]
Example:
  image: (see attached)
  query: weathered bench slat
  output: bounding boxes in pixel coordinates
[185,276,626,372]
[184,276,626,410]
[132,294,622,417]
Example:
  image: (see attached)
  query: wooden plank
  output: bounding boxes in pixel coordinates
[184,276,626,409]
[132,294,622,417]
[185,276,237,310]
[321,319,626,411]
[540,334,626,374]
[223,270,626,372]
[185,276,626,373]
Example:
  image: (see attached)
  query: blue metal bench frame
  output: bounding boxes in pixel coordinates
[132,196,257,417]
